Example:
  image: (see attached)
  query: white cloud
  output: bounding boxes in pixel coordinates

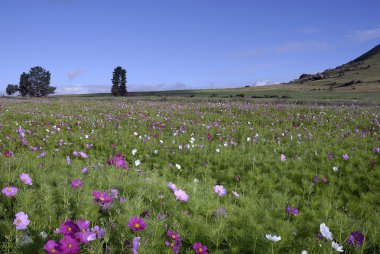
[56,85,109,94]
[352,27,380,42]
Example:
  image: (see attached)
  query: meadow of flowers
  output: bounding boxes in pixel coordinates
[0,97,379,253]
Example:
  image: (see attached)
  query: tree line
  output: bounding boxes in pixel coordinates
[6,66,127,97]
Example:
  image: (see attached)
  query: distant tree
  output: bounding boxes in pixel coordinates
[18,67,56,97]
[5,84,19,96]
[19,72,30,97]
[111,67,127,96]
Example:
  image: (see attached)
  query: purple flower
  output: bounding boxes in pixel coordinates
[81,167,89,174]
[343,154,349,160]
[70,179,83,188]
[128,216,147,232]
[59,219,79,236]
[168,182,177,191]
[312,176,319,184]
[174,189,189,202]
[167,230,181,242]
[43,240,62,254]
[73,151,79,156]
[232,191,240,199]
[20,173,33,185]
[91,225,106,239]
[37,151,46,158]
[322,177,329,184]
[280,154,286,161]
[13,212,30,230]
[213,185,226,196]
[347,231,364,248]
[92,190,113,207]
[327,152,333,160]
[66,156,71,165]
[3,151,13,157]
[132,236,140,254]
[59,235,80,254]
[78,151,87,159]
[75,219,96,243]
[372,147,380,153]
[2,186,18,197]
[193,242,208,254]
[285,206,299,216]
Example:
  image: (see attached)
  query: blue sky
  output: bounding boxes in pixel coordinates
[1,0,379,94]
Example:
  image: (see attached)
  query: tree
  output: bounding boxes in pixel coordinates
[5,84,19,96]
[19,72,30,97]
[111,67,127,96]
[18,67,56,97]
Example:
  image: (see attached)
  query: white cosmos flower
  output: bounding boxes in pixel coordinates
[154,150,159,154]
[133,132,138,136]
[175,164,181,169]
[247,137,251,141]
[216,148,220,153]
[135,160,141,167]
[301,251,308,254]
[331,241,344,252]
[320,223,333,240]
[265,234,281,242]
[333,166,339,172]
[132,149,137,156]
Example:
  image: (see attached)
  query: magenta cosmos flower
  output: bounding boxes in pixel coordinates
[59,219,80,236]
[168,182,177,191]
[20,173,33,185]
[193,242,208,254]
[59,235,80,254]
[285,206,299,216]
[174,189,189,202]
[3,151,13,157]
[347,231,364,248]
[92,190,113,206]
[2,186,18,197]
[343,154,349,160]
[167,230,182,242]
[13,212,30,230]
[213,185,226,196]
[107,153,128,169]
[75,219,96,243]
[70,179,83,188]
[43,239,62,254]
[128,216,147,232]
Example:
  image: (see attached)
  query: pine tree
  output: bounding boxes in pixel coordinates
[28,66,55,97]
[5,84,19,96]
[19,72,30,97]
[111,67,127,96]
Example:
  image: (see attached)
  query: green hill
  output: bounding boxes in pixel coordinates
[287,43,380,92]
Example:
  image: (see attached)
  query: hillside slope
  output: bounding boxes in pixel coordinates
[287,44,380,92]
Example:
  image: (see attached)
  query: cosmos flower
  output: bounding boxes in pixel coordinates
[266,234,281,242]
[13,212,30,230]
[78,151,87,159]
[135,160,141,167]
[213,185,226,196]
[167,230,181,242]
[232,191,240,199]
[132,149,137,156]
[327,152,333,160]
[174,189,189,202]
[280,154,286,161]
[59,219,79,236]
[347,231,364,248]
[331,241,344,252]
[132,236,140,254]
[285,206,299,216]
[92,190,113,210]
[3,151,13,157]
[342,154,349,160]
[91,225,106,239]
[20,173,32,185]
[168,182,177,191]
[2,186,18,197]
[128,216,147,232]
[66,156,71,165]
[43,240,62,254]
[332,166,339,172]
[70,179,83,188]
[75,219,96,243]
[60,235,80,254]
[193,242,208,254]
[175,164,181,169]
[320,223,333,240]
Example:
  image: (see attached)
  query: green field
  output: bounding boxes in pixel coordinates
[0,96,379,253]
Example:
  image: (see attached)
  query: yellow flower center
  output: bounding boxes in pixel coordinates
[82,229,86,232]
[51,249,56,253]
[68,243,72,248]
[68,227,72,231]
[198,248,203,252]
[7,188,11,192]
[134,223,140,228]
[99,197,105,201]
[171,235,176,239]
[17,219,22,223]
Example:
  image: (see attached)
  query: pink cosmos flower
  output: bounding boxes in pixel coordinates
[128,216,147,232]
[75,219,96,243]
[43,240,62,254]
[60,235,80,254]
[232,191,240,199]
[59,219,79,236]
[13,212,30,230]
[78,151,87,159]
[213,185,226,196]
[20,173,33,185]
[193,242,208,254]
[70,179,83,188]
[168,182,177,191]
[3,151,13,157]
[2,186,18,197]
[132,236,140,254]
[174,189,189,202]
[280,154,286,161]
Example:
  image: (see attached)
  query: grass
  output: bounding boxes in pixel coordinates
[0,96,379,253]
